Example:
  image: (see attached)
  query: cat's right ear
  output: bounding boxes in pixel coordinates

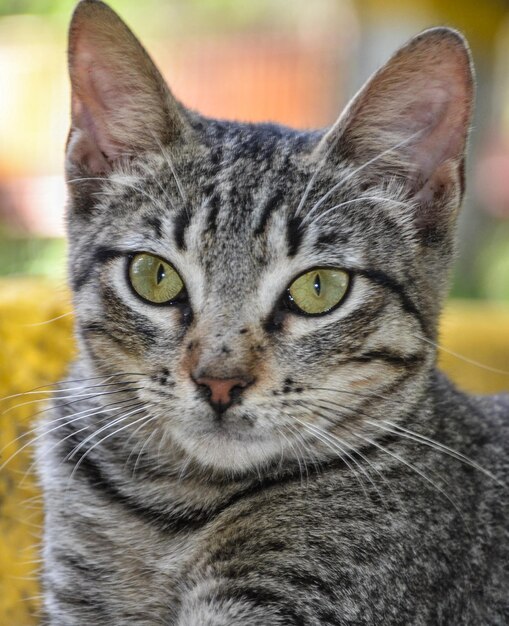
[317,28,474,233]
[66,0,188,176]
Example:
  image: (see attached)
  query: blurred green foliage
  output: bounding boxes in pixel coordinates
[478,223,509,301]
[0,235,66,278]
[0,0,73,16]
[0,0,293,33]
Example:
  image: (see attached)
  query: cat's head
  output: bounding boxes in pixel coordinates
[65,0,474,476]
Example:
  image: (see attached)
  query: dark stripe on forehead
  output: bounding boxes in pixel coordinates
[73,246,124,291]
[286,215,304,257]
[254,188,284,235]
[205,191,221,234]
[357,268,427,335]
[144,216,162,238]
[313,229,349,251]
[173,208,191,250]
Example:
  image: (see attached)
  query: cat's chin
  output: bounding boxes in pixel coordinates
[170,419,284,474]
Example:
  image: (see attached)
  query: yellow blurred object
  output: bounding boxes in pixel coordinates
[439,300,509,394]
[0,279,74,625]
[0,279,508,624]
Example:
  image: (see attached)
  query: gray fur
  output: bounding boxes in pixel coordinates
[37,1,508,624]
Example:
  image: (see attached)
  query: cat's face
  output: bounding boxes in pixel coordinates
[65,1,473,475]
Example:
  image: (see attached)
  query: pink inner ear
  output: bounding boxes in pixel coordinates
[402,82,469,184]
[70,94,111,174]
[326,30,473,188]
[69,27,156,169]
[71,35,123,158]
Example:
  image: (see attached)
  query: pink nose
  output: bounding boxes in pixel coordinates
[193,376,251,412]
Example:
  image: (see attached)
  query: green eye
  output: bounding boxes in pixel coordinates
[288,267,349,315]
[128,253,184,304]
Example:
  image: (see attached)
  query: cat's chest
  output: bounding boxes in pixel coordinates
[69,493,203,621]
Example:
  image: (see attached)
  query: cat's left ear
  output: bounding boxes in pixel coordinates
[319,28,474,228]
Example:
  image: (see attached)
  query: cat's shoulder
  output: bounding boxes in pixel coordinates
[473,390,509,431]
[435,370,509,419]
[433,370,509,456]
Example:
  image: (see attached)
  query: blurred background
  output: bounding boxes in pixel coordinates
[1,3,509,622]
[0,0,508,300]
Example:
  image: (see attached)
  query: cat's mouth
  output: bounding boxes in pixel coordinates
[186,405,259,438]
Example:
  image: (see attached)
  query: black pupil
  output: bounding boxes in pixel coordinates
[156,263,166,285]
[313,273,321,296]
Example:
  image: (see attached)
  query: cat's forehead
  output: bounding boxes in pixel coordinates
[101,121,325,244]
[200,119,318,167]
[115,120,322,217]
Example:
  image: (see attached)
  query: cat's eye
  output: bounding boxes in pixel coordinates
[128,253,185,304]
[287,267,349,316]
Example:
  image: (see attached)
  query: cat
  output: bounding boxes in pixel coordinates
[36,0,509,624]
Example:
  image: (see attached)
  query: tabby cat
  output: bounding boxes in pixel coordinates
[37,1,509,624]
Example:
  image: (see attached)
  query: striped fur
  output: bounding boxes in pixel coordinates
[37,2,508,624]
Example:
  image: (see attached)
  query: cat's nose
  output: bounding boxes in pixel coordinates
[192,375,253,413]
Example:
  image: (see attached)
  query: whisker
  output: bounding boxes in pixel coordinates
[350,430,463,517]
[294,132,341,217]
[290,414,370,500]
[1,384,143,417]
[273,425,288,473]
[0,388,143,462]
[284,419,324,479]
[124,413,160,470]
[281,421,309,486]
[132,421,161,476]
[70,175,165,209]
[67,408,154,483]
[0,372,145,403]
[414,333,509,376]
[311,392,501,486]
[1,397,141,472]
[304,402,394,499]
[301,195,410,226]
[303,129,422,222]
[152,133,189,209]
[22,312,73,327]
[65,402,148,461]
[302,404,460,504]
[311,385,400,407]
[124,141,179,214]
[375,419,502,485]
[23,421,103,486]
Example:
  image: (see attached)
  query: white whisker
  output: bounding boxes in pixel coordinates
[22,312,73,327]
[1,385,142,418]
[375,419,502,485]
[0,398,140,472]
[302,195,411,226]
[291,414,370,499]
[294,132,341,217]
[132,422,160,476]
[350,430,463,517]
[67,408,153,482]
[414,333,509,376]
[65,403,149,461]
[303,129,422,222]
[152,134,188,208]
